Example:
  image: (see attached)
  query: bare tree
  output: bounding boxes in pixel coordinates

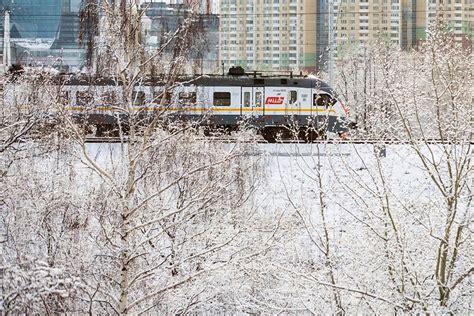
[321,24,472,312]
[1,148,85,314]
[241,24,472,314]
[52,0,266,314]
[375,25,473,309]
[0,69,57,156]
[2,1,267,314]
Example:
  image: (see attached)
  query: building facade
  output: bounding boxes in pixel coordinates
[0,0,62,39]
[49,0,84,70]
[1,0,84,70]
[426,0,473,49]
[333,0,404,53]
[218,0,318,73]
[400,0,426,49]
[332,0,471,56]
[1,0,219,72]
[141,1,220,73]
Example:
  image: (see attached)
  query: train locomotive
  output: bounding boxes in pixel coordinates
[8,67,353,142]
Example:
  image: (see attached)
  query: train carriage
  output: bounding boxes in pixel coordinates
[5,67,353,141]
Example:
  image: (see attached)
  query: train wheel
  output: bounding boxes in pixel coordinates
[261,128,277,143]
[203,126,230,137]
[203,128,211,137]
[95,124,106,137]
[304,128,319,143]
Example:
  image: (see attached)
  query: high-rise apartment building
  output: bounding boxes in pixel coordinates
[331,0,471,56]
[333,0,405,53]
[217,0,438,73]
[426,0,473,49]
[400,0,426,49]
[317,0,331,69]
[218,0,318,72]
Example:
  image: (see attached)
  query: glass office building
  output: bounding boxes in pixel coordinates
[1,0,84,69]
[0,0,62,39]
[52,0,81,49]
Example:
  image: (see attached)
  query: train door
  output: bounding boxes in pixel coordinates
[241,87,253,116]
[286,88,299,116]
[241,86,264,117]
[196,85,208,115]
[254,86,265,116]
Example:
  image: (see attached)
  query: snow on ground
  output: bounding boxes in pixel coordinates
[79,141,439,216]
[256,143,432,211]
[3,140,470,313]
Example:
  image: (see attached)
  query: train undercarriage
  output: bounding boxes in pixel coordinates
[73,112,344,143]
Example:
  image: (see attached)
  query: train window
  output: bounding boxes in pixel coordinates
[102,91,117,106]
[243,91,250,107]
[59,90,69,104]
[255,91,262,107]
[213,92,231,106]
[155,90,172,105]
[132,91,146,106]
[178,91,197,104]
[313,94,337,107]
[77,91,94,106]
[289,90,297,104]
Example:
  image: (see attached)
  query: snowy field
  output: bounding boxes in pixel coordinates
[259,143,429,209]
[81,142,432,214]
[2,140,471,313]
[88,142,471,313]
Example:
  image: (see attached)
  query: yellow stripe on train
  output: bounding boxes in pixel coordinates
[65,106,337,114]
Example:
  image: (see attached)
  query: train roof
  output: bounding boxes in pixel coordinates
[57,74,333,91]
[5,65,334,92]
[197,76,332,90]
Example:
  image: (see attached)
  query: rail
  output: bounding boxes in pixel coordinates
[84,136,474,145]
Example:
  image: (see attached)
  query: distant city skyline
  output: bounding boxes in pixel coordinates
[218,0,473,73]
[0,0,472,72]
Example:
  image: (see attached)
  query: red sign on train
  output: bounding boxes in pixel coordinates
[265,96,285,105]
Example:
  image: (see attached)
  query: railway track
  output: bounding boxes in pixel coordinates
[84,136,473,145]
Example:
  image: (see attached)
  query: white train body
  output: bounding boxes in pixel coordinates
[5,71,352,141]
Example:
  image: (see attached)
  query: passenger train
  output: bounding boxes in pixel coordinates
[8,67,353,142]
